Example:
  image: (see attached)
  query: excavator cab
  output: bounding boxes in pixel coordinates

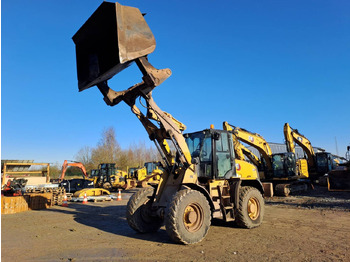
[271,152,297,178]
[315,152,333,174]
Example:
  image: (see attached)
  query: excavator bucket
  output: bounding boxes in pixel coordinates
[72,2,156,91]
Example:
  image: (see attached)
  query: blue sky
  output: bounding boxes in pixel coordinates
[2,0,350,165]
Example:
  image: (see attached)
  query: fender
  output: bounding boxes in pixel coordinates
[181,183,215,211]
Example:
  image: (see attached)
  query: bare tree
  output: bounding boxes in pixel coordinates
[75,126,161,173]
[75,146,94,171]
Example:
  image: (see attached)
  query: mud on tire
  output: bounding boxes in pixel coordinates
[165,189,211,245]
[126,187,163,233]
[235,186,264,229]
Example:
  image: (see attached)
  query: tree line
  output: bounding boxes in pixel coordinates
[48,127,159,179]
[75,127,159,173]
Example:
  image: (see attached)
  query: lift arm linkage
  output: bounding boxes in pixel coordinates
[96,57,192,170]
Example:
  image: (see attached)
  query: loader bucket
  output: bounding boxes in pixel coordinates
[327,169,350,191]
[72,2,156,91]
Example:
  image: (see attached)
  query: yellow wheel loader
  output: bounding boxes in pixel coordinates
[132,162,163,187]
[72,2,264,244]
[92,163,128,190]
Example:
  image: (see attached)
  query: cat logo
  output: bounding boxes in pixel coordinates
[248,136,254,142]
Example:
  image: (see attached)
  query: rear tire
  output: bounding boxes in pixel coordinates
[165,189,211,245]
[235,186,264,228]
[126,188,163,233]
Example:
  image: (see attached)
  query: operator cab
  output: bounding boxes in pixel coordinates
[144,162,164,176]
[271,152,297,178]
[315,152,333,174]
[184,129,236,182]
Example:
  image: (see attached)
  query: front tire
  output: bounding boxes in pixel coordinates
[103,182,112,190]
[126,188,163,233]
[165,189,211,245]
[235,186,264,228]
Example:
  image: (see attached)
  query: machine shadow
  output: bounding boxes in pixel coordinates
[44,202,175,245]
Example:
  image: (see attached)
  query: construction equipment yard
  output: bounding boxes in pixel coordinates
[2,187,349,262]
[2,1,350,261]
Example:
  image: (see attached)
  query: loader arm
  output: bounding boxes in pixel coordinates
[96,60,198,206]
[72,2,199,207]
[95,57,192,169]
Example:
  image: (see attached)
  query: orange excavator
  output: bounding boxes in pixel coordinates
[58,160,94,193]
[59,160,88,182]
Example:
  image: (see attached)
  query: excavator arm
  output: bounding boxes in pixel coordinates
[223,122,260,167]
[224,123,273,171]
[59,160,88,182]
[284,123,315,168]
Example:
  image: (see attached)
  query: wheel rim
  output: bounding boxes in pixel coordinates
[183,203,203,232]
[248,197,260,220]
[103,182,111,189]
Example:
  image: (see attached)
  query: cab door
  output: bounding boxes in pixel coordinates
[214,131,235,179]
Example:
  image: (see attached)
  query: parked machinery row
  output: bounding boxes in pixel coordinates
[59,160,162,193]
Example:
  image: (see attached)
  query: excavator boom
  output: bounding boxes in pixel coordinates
[223,122,260,167]
[225,122,273,171]
[59,160,88,182]
[284,123,315,169]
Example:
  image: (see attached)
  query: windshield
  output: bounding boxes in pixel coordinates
[185,131,212,178]
[272,155,284,172]
[145,162,156,175]
[185,132,204,157]
[90,170,99,177]
[316,153,328,167]
[272,153,296,178]
[185,131,212,161]
[128,168,137,175]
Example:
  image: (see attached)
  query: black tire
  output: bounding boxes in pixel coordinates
[235,186,264,229]
[165,189,211,245]
[126,187,163,233]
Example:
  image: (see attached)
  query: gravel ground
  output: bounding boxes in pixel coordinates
[2,186,350,262]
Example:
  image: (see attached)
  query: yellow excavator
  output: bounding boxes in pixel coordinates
[223,122,310,196]
[284,123,335,180]
[72,2,265,244]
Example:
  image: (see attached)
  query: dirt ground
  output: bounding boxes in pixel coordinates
[2,186,350,262]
